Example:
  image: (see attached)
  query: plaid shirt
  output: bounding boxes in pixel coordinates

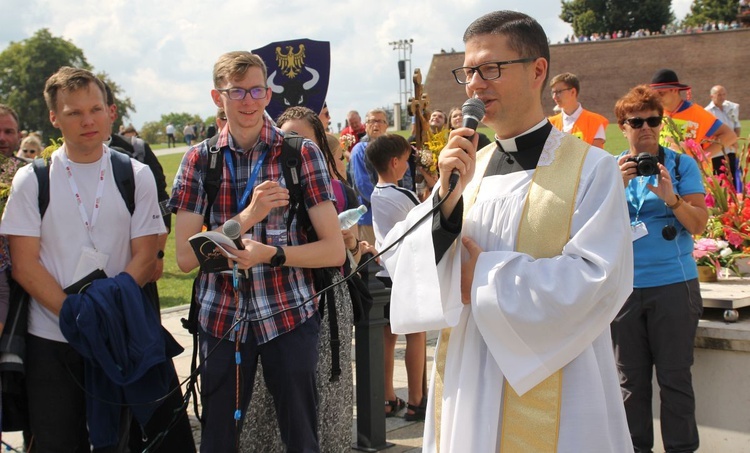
[168,118,334,344]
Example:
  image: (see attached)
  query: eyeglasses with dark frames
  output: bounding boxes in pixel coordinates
[217,86,268,101]
[551,87,573,97]
[623,116,663,129]
[451,57,538,85]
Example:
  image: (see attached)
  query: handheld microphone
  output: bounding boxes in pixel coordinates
[222,219,249,277]
[449,97,486,191]
[222,219,245,250]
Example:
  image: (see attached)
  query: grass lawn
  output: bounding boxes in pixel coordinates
[155,119,749,308]
[156,152,196,309]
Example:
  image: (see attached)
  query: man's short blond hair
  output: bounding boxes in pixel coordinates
[43,66,106,112]
[213,51,267,88]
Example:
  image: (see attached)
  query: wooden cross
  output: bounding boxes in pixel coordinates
[408,68,431,150]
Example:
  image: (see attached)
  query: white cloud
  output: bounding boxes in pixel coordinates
[0,1,580,130]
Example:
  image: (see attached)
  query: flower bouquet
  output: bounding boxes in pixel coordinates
[664,117,750,276]
[693,237,744,275]
[339,134,357,153]
[413,128,449,176]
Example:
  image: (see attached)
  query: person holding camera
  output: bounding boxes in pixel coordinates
[612,85,708,453]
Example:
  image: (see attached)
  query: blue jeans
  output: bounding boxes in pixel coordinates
[198,314,321,452]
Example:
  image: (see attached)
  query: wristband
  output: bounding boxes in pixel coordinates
[348,239,360,254]
[665,194,683,210]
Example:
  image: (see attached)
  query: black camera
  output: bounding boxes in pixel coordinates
[627,152,660,176]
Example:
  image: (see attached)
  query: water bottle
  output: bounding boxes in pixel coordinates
[338,205,368,229]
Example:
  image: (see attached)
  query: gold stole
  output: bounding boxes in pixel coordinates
[433,135,589,452]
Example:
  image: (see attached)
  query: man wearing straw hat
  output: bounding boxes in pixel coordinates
[649,69,737,173]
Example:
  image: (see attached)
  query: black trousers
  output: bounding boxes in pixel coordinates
[26,335,130,453]
[198,314,321,452]
[610,280,702,453]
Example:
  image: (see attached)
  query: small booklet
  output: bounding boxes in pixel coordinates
[64,268,108,295]
[188,230,238,273]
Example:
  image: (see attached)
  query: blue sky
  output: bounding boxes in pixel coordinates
[0,0,693,131]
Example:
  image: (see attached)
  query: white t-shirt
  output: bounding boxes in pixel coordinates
[0,146,166,342]
[371,183,419,278]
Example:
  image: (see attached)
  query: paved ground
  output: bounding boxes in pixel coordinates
[2,305,435,452]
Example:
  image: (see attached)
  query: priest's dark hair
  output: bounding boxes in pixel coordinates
[463,10,551,88]
[365,134,410,174]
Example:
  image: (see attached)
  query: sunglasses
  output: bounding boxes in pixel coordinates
[22,149,38,155]
[623,116,663,129]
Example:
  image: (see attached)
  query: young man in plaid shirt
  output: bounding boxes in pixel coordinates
[169,51,344,452]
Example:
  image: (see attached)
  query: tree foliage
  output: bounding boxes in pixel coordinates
[139,112,205,145]
[560,0,674,37]
[0,29,134,142]
[683,0,738,27]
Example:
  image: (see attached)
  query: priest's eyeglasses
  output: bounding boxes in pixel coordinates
[217,86,268,101]
[452,57,538,85]
[623,116,663,129]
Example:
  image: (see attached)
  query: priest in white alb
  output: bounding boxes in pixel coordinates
[382,11,634,452]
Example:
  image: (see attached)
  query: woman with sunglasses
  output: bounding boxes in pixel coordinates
[16,135,42,160]
[611,85,708,453]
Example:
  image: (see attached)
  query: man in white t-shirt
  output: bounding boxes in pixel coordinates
[165,122,176,148]
[0,67,165,451]
[705,85,741,179]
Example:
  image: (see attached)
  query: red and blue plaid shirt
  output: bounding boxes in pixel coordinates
[168,118,334,344]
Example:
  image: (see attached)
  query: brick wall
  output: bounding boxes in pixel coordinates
[423,28,750,124]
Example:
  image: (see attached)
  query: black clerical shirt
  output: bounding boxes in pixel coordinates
[432,121,553,262]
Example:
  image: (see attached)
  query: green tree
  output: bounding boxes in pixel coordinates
[683,0,738,27]
[560,0,673,37]
[0,29,91,142]
[139,120,163,145]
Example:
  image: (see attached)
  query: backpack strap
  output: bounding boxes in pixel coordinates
[32,159,51,218]
[34,151,135,218]
[203,134,223,228]
[110,149,136,215]
[281,135,311,236]
[279,134,341,380]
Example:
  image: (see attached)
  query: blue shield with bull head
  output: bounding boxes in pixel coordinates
[253,38,330,122]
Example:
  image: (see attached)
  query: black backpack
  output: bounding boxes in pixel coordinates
[33,149,136,217]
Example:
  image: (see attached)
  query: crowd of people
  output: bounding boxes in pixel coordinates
[562,19,746,44]
[0,7,745,453]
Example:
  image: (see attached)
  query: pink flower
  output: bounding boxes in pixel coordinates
[705,193,715,208]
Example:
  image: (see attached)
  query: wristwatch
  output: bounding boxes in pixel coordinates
[270,246,286,268]
[156,250,165,260]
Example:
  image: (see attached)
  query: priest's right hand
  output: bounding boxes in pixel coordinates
[437,127,479,217]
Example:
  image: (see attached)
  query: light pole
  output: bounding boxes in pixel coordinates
[388,38,414,125]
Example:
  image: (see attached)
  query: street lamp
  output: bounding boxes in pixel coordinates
[388,38,414,127]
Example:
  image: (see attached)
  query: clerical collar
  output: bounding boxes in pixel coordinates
[495,119,551,152]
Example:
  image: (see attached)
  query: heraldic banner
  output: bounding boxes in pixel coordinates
[253,38,331,122]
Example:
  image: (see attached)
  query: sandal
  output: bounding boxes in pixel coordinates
[404,396,427,422]
[385,397,406,417]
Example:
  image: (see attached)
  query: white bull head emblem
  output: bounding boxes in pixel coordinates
[267,67,320,107]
